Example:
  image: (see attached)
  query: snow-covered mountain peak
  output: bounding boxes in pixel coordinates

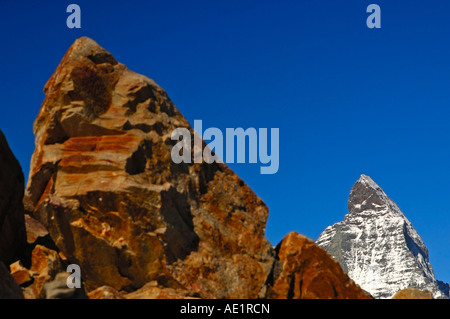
[316,174,450,299]
[348,175,405,220]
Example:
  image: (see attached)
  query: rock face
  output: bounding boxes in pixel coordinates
[316,174,449,299]
[0,130,27,265]
[26,245,63,299]
[9,213,68,299]
[26,37,274,298]
[263,232,371,299]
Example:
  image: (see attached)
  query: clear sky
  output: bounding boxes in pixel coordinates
[1,1,449,284]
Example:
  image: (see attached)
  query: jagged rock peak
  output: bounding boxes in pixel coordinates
[347,174,406,220]
[26,36,274,298]
[55,36,117,64]
[357,174,380,189]
[317,174,449,299]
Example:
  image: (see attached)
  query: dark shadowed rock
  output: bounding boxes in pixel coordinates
[0,130,27,265]
[0,261,24,299]
[21,213,59,269]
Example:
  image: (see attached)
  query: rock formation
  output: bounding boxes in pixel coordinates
[25,36,274,298]
[7,209,67,299]
[0,130,27,265]
[263,232,371,299]
[316,174,449,299]
[0,37,375,300]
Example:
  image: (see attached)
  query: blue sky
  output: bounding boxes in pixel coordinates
[1,1,449,283]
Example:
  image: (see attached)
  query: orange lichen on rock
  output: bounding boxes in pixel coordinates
[264,232,372,299]
[25,37,273,298]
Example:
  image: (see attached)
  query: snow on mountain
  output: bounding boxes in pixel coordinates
[316,174,449,299]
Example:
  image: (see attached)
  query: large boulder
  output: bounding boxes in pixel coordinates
[0,130,26,265]
[263,232,371,299]
[26,37,274,298]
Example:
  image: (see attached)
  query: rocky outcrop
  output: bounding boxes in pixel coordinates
[316,174,449,299]
[392,287,433,299]
[9,213,68,299]
[263,232,371,299]
[0,130,27,265]
[21,213,59,268]
[10,261,32,287]
[25,37,274,298]
[9,226,89,299]
[26,245,64,299]
[0,261,24,299]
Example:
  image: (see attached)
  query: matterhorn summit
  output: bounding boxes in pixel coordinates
[316,174,449,299]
